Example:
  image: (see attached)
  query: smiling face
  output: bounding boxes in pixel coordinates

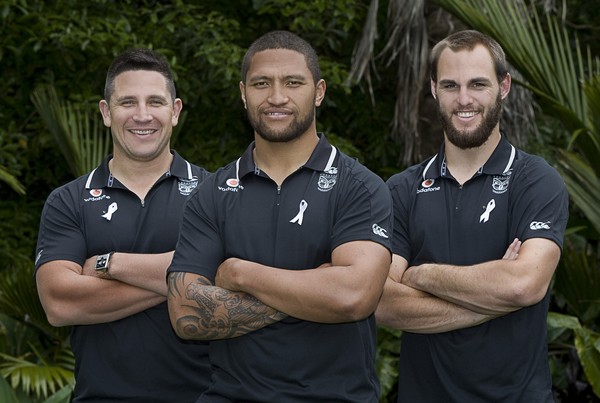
[240,48,325,143]
[99,70,182,162]
[432,44,510,149]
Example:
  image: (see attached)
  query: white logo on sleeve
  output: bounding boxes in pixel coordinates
[290,200,308,225]
[530,221,551,230]
[479,199,496,223]
[101,202,118,221]
[372,224,389,238]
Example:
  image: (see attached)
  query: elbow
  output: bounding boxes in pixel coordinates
[43,305,75,327]
[337,293,379,322]
[38,294,75,327]
[167,298,210,341]
[507,281,548,308]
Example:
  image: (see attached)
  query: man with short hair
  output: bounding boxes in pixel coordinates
[35,48,211,402]
[377,30,569,402]
[167,30,392,402]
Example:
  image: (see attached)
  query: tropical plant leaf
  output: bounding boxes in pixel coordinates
[0,352,74,400]
[0,264,68,341]
[0,166,25,196]
[557,150,600,236]
[31,85,110,178]
[547,311,582,331]
[0,373,19,403]
[41,382,73,403]
[574,326,600,398]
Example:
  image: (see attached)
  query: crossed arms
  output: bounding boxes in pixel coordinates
[167,240,391,340]
[36,252,173,326]
[375,237,561,333]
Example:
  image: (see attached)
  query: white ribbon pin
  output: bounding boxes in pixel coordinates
[479,199,495,223]
[101,202,118,221]
[290,200,308,225]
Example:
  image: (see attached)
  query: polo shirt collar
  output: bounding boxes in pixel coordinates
[422,135,516,180]
[236,133,338,179]
[84,150,195,189]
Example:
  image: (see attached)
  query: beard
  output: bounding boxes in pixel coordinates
[248,107,315,143]
[439,92,503,149]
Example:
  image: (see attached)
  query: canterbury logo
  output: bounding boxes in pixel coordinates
[372,224,389,238]
[530,221,551,230]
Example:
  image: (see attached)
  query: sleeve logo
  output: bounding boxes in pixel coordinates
[530,221,551,230]
[372,224,389,238]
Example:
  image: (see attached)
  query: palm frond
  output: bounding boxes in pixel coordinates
[31,85,110,178]
[557,150,600,235]
[0,166,25,196]
[0,264,69,342]
[0,353,74,400]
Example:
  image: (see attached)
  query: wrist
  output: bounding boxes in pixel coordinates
[95,252,115,279]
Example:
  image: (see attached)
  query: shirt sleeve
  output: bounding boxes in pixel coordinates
[167,176,223,282]
[386,170,414,260]
[509,155,569,249]
[35,186,88,270]
[330,158,393,252]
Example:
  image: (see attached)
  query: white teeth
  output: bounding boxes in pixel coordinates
[130,129,155,135]
[457,111,476,118]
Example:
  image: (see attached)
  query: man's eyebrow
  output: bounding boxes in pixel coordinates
[114,94,168,102]
[114,95,136,102]
[248,74,309,82]
[437,77,493,85]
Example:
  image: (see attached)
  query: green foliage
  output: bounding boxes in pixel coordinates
[376,326,401,402]
[1,0,599,401]
[31,85,110,178]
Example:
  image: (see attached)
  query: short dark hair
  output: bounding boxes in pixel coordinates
[104,48,176,102]
[241,30,321,84]
[430,30,508,83]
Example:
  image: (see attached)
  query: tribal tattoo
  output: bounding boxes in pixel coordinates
[168,272,285,340]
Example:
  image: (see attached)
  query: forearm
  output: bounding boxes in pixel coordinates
[167,272,286,340]
[402,239,559,314]
[37,263,165,326]
[218,242,390,323]
[375,277,498,333]
[222,262,373,323]
[84,252,173,296]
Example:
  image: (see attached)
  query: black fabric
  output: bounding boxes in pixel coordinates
[386,137,569,402]
[169,134,392,402]
[35,151,212,402]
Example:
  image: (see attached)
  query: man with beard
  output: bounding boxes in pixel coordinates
[376,30,568,402]
[167,30,392,402]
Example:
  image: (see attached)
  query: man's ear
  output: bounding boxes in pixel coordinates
[500,73,511,100]
[315,79,326,107]
[430,79,437,100]
[239,81,247,109]
[99,100,111,128]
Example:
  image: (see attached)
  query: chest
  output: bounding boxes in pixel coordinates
[219,170,341,269]
[80,182,189,254]
[409,174,514,265]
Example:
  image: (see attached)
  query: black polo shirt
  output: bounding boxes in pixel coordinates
[169,134,392,402]
[386,136,569,402]
[35,151,211,403]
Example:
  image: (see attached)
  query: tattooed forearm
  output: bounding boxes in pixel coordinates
[168,273,285,340]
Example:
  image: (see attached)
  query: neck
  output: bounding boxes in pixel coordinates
[444,130,501,185]
[109,149,173,199]
[253,131,319,186]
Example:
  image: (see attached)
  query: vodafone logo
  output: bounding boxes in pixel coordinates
[219,178,244,193]
[84,189,110,202]
[417,178,440,194]
[422,179,435,188]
